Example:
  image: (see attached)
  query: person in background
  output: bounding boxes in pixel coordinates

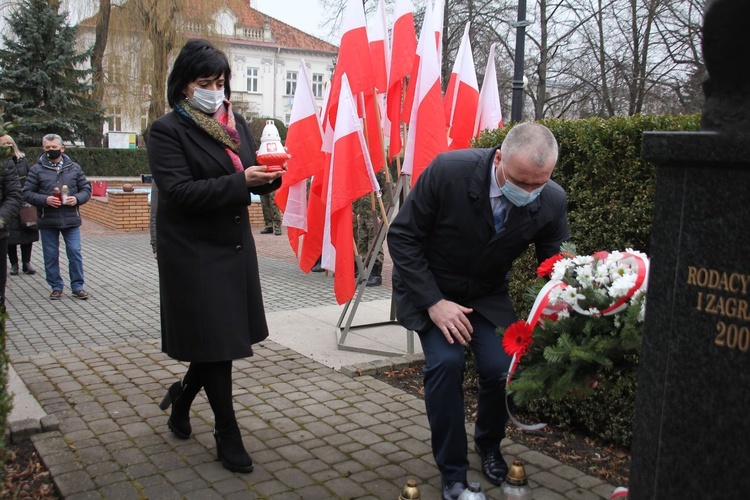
[148,39,285,473]
[23,134,91,300]
[1,135,37,276]
[388,123,569,499]
[259,192,282,235]
[0,140,22,309]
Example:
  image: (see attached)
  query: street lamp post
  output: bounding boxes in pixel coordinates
[511,0,530,123]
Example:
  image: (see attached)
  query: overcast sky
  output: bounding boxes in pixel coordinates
[255,0,331,41]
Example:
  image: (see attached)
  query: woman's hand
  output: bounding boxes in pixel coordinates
[244,164,285,187]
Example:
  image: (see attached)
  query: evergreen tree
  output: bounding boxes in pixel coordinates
[0,0,104,147]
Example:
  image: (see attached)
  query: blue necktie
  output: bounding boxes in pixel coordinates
[492,196,506,232]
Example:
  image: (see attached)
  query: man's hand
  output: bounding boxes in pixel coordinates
[46,195,61,207]
[428,299,474,345]
[64,196,77,206]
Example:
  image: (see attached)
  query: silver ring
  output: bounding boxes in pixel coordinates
[449,325,456,330]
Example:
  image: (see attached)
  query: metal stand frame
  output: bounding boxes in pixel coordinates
[335,175,416,357]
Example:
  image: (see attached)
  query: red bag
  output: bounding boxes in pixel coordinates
[92,181,108,197]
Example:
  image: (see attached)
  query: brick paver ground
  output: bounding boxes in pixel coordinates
[4,220,617,499]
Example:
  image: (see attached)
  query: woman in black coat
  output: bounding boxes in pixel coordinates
[148,39,285,473]
[1,135,39,276]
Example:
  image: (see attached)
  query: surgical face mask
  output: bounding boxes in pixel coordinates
[500,163,545,207]
[45,149,62,160]
[188,85,225,114]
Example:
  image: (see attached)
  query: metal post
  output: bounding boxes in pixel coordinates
[511,0,530,123]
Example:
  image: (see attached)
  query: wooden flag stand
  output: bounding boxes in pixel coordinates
[334,173,416,357]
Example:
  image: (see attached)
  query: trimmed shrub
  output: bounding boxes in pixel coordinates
[55,148,149,177]
[1,311,11,465]
[247,117,288,145]
[472,114,700,447]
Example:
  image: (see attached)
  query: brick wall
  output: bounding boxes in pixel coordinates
[80,179,265,231]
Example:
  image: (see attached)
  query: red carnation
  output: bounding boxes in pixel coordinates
[537,254,564,278]
[502,321,534,357]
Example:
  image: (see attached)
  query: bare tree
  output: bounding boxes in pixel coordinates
[89,0,111,145]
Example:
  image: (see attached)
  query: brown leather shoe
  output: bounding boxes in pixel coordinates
[49,290,62,300]
[72,290,89,300]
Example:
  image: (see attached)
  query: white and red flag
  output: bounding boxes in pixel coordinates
[433,0,445,74]
[323,0,375,134]
[386,0,416,160]
[275,61,326,258]
[474,43,504,138]
[400,0,433,124]
[402,3,447,187]
[444,23,479,150]
[321,74,380,304]
[368,0,389,94]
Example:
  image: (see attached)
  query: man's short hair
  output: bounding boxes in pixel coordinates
[500,123,558,169]
[42,134,63,146]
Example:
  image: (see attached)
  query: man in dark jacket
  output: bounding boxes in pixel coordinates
[388,123,569,499]
[0,152,23,308]
[23,134,92,300]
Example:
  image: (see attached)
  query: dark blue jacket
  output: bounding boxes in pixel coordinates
[23,154,91,229]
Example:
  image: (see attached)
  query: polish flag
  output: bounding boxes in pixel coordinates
[386,0,416,160]
[321,74,380,304]
[401,0,433,124]
[323,0,375,134]
[402,5,447,187]
[275,61,326,257]
[298,171,326,273]
[368,0,389,94]
[475,44,504,137]
[433,0,445,74]
[444,23,479,150]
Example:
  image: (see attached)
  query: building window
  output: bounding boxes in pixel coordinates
[141,111,148,133]
[107,56,121,85]
[285,114,292,127]
[108,107,123,132]
[246,67,259,93]
[312,73,324,98]
[285,71,297,96]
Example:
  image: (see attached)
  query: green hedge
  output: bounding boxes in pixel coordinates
[1,311,10,465]
[60,148,150,177]
[473,114,700,447]
[10,147,149,177]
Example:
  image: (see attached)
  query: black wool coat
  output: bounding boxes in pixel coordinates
[148,110,281,362]
[4,156,40,245]
[388,147,570,333]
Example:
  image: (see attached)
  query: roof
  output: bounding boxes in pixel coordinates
[79,0,337,54]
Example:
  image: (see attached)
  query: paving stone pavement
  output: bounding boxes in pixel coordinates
[4,220,618,499]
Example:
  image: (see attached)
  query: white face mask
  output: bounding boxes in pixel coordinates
[188,86,225,114]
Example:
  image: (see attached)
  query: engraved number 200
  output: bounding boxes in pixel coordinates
[715,321,750,352]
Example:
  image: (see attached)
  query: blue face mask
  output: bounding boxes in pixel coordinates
[500,163,545,207]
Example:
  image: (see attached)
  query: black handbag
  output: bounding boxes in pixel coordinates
[19,202,38,229]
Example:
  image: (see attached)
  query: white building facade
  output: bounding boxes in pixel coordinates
[77,0,337,141]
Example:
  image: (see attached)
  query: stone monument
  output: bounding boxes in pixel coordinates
[630,0,750,497]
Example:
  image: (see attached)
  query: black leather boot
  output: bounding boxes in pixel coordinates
[9,263,18,276]
[214,425,254,473]
[22,262,36,275]
[366,263,382,287]
[159,380,200,439]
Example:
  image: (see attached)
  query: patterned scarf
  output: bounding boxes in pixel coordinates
[174,99,244,172]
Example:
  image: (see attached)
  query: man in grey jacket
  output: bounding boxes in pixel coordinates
[23,134,91,300]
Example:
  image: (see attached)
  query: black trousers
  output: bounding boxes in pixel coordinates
[419,309,513,483]
[0,236,8,304]
[8,243,33,265]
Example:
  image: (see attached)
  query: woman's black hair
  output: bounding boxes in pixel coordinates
[166,38,232,107]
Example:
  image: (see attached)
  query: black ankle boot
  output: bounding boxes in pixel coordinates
[22,262,36,275]
[366,264,382,287]
[9,263,18,276]
[214,426,254,473]
[159,381,195,439]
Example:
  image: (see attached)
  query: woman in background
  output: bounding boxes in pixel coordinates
[1,135,38,276]
[147,39,285,473]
